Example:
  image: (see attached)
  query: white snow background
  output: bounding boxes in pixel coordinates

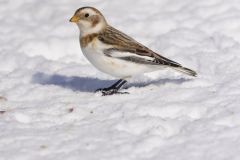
[1,0,240,159]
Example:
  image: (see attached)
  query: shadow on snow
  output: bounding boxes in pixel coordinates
[32,72,191,93]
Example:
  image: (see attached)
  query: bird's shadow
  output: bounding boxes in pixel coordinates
[32,72,191,93]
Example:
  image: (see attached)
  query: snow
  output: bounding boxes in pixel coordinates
[1,0,240,159]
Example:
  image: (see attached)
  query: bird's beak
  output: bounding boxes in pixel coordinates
[69,15,80,23]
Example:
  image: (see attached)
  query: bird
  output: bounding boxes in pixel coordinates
[70,7,197,96]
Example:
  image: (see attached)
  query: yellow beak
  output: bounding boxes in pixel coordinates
[69,15,80,23]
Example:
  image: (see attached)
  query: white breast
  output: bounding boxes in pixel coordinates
[81,39,159,78]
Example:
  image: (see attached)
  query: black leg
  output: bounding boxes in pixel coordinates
[96,79,128,96]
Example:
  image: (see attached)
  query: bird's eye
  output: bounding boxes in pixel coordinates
[85,13,89,18]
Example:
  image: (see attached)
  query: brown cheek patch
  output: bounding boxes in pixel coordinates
[80,33,98,48]
[91,16,100,27]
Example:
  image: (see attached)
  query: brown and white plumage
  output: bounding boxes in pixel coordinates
[70,7,197,95]
[99,25,197,76]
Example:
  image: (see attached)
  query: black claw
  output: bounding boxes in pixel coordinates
[101,89,118,96]
[95,88,128,96]
[95,88,116,94]
[95,88,106,93]
[95,79,128,96]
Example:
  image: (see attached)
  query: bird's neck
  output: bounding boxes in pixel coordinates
[79,23,106,37]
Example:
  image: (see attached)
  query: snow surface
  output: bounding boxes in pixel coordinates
[1,0,240,159]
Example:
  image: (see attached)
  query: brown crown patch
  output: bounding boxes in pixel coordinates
[75,7,104,17]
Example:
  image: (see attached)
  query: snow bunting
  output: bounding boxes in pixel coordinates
[70,7,197,96]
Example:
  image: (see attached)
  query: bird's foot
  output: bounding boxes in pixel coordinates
[95,79,128,96]
[95,88,128,96]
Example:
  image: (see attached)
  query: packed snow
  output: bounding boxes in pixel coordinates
[1,0,240,159]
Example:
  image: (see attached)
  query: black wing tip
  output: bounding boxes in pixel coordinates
[180,67,198,77]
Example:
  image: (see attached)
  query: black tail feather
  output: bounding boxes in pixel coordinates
[172,66,197,77]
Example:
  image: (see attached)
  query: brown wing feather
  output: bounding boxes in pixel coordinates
[98,25,181,67]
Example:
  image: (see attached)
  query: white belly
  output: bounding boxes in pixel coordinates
[81,47,158,78]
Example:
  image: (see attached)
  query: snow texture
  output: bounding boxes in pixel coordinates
[1,0,240,160]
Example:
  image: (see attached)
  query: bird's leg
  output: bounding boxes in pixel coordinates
[96,79,128,96]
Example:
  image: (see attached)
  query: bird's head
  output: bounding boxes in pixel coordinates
[70,7,107,36]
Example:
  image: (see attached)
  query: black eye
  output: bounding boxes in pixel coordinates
[85,13,89,18]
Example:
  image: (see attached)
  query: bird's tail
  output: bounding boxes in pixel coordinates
[172,66,197,77]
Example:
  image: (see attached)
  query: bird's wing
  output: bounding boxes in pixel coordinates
[98,25,182,67]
